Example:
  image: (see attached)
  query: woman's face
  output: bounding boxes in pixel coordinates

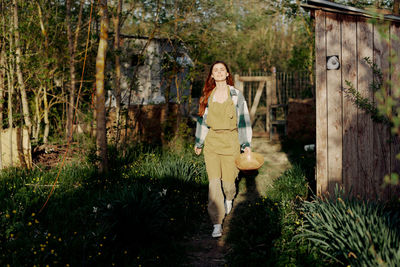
[211,63,229,82]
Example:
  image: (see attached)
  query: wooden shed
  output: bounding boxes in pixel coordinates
[303,0,400,200]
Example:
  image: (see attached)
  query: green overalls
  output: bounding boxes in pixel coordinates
[204,87,240,224]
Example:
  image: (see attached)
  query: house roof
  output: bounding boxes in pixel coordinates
[301,0,400,22]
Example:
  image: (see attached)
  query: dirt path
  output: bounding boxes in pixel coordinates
[182,137,291,266]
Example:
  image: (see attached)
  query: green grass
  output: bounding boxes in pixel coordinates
[2,137,399,266]
[0,142,208,266]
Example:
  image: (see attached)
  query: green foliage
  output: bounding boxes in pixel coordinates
[343,57,391,125]
[298,187,400,266]
[333,0,393,9]
[0,141,208,266]
[343,80,390,125]
[268,165,308,202]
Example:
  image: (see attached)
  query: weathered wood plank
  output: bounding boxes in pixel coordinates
[357,17,374,199]
[341,15,358,197]
[234,74,244,92]
[373,22,391,200]
[315,10,328,196]
[239,76,272,82]
[326,12,343,195]
[250,81,265,120]
[266,81,272,133]
[390,23,400,200]
[271,72,277,105]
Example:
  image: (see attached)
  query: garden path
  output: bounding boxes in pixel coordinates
[182,137,291,266]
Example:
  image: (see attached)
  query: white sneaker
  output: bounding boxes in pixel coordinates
[225,200,233,215]
[212,224,222,238]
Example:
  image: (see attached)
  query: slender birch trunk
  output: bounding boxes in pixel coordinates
[7,26,15,167]
[113,0,122,144]
[96,0,109,173]
[37,1,49,144]
[66,0,83,139]
[0,33,4,169]
[13,0,32,135]
[66,0,75,139]
[43,84,49,144]
[33,86,42,141]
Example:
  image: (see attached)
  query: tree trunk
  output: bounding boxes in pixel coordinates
[33,87,42,141]
[37,1,50,144]
[96,0,109,173]
[13,0,32,135]
[66,0,83,140]
[0,30,4,169]
[113,0,122,144]
[66,0,75,139]
[7,30,15,167]
[43,85,49,144]
[394,0,400,15]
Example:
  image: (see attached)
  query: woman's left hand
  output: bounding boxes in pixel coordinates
[244,147,252,154]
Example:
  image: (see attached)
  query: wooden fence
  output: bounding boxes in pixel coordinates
[237,70,314,105]
[234,70,314,137]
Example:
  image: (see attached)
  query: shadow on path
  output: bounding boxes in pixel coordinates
[224,170,281,267]
[182,138,291,266]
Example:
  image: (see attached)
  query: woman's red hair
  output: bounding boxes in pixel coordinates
[198,61,234,116]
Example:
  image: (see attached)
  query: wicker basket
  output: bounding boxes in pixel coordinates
[235,152,264,171]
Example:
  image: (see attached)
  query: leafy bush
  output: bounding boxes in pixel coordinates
[298,188,400,266]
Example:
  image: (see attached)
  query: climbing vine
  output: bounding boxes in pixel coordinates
[343,57,391,126]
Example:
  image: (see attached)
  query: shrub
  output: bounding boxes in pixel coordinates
[298,188,400,266]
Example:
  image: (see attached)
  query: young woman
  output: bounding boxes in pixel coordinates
[194,61,252,238]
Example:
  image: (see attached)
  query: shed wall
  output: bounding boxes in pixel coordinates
[315,10,400,200]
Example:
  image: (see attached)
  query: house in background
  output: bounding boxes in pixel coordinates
[106,35,193,107]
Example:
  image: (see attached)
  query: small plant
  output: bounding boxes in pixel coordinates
[268,164,308,202]
[297,187,400,266]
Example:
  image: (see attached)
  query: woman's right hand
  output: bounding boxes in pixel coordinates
[194,146,202,155]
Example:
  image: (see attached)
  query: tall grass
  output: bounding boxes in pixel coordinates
[0,142,208,266]
[298,187,400,266]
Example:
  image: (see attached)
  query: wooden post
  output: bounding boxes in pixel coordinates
[271,67,277,105]
[250,81,265,121]
[248,68,252,108]
[234,74,244,92]
[315,10,328,196]
[266,80,272,134]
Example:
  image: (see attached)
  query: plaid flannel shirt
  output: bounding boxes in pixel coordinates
[195,86,252,151]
